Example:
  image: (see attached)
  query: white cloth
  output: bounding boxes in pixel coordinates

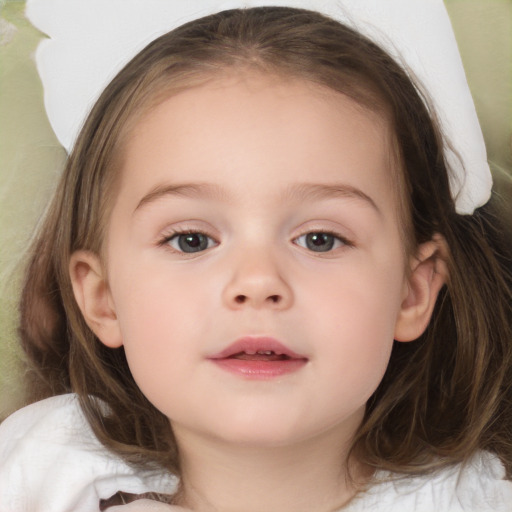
[0,395,176,512]
[1,394,511,511]
[345,452,512,512]
[25,0,491,214]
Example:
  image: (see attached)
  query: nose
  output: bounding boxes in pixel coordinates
[222,250,293,310]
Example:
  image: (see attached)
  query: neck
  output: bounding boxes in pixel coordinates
[172,425,371,512]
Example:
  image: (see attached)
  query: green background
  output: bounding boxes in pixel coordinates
[1,0,511,419]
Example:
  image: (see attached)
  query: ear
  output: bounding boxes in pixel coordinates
[394,235,449,342]
[69,250,123,348]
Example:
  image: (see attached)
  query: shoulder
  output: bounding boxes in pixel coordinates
[0,394,176,512]
[345,452,512,512]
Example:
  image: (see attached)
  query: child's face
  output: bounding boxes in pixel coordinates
[88,73,420,447]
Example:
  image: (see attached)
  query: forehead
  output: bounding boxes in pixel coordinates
[116,73,397,207]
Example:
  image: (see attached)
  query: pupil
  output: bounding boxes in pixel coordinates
[306,233,334,252]
[179,234,207,253]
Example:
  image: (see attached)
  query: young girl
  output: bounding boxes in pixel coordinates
[1,3,511,512]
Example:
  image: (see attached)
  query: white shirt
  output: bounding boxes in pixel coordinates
[1,394,511,511]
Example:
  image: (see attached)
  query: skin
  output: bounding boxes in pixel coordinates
[71,72,446,511]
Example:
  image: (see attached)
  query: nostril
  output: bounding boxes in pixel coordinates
[233,294,281,305]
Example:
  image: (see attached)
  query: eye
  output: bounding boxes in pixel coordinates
[165,232,217,253]
[294,232,348,253]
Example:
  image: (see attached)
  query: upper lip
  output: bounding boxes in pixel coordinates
[209,336,307,360]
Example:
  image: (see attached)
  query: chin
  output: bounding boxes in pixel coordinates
[217,427,306,448]
[206,413,324,449]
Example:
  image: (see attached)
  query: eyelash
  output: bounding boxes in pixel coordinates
[158,229,353,254]
[159,229,219,254]
[293,231,353,253]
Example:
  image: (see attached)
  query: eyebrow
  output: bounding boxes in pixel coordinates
[134,181,380,215]
[284,182,381,215]
[134,182,227,213]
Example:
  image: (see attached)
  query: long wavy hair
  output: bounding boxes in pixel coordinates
[19,7,512,481]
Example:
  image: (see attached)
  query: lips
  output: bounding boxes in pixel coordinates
[208,336,308,379]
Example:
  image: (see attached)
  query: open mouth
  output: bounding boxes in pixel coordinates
[228,350,294,361]
[209,337,308,379]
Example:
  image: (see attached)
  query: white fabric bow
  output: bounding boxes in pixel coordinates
[25,0,492,214]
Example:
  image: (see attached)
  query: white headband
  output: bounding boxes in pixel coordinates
[25,0,492,215]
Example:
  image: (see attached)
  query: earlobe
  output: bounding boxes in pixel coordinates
[69,250,123,348]
[394,235,449,342]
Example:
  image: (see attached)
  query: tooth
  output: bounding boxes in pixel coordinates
[245,349,257,355]
[257,350,274,355]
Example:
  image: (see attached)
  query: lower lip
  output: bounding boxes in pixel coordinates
[210,358,307,379]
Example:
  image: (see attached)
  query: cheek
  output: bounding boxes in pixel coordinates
[301,251,405,335]
[300,254,405,389]
[108,263,196,370]
[107,253,231,399]
[112,252,210,327]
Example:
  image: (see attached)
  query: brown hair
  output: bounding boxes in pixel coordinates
[18,7,512,480]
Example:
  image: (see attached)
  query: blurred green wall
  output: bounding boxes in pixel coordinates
[1,0,67,418]
[0,0,511,419]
